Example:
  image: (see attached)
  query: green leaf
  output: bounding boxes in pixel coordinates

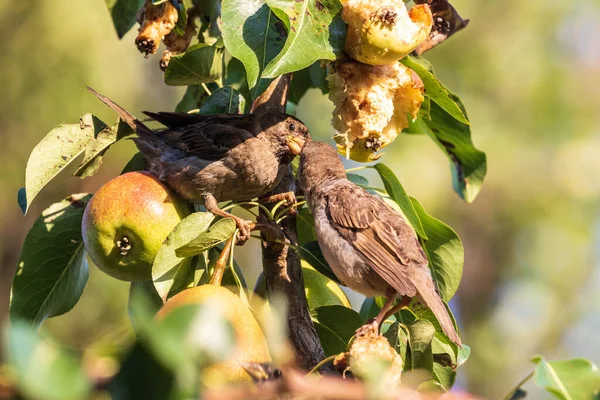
[123,290,234,395]
[359,297,379,321]
[410,197,463,301]
[383,321,409,362]
[531,356,600,400]
[17,187,27,215]
[172,0,188,36]
[408,319,435,376]
[224,57,252,103]
[312,305,363,342]
[346,173,369,187]
[298,241,341,284]
[302,261,350,310]
[262,0,345,78]
[401,56,469,125]
[104,0,145,39]
[152,212,215,301]
[371,163,427,239]
[22,114,104,214]
[128,281,164,333]
[121,152,148,174]
[164,43,223,86]
[175,218,236,257]
[432,336,457,390]
[108,342,176,399]
[409,100,487,203]
[457,344,471,367]
[288,61,328,104]
[175,85,207,113]
[417,380,446,393]
[408,300,458,351]
[221,0,287,95]
[10,194,91,326]
[5,320,92,400]
[200,86,247,115]
[74,119,135,178]
[296,207,317,245]
[313,321,346,356]
[312,305,363,356]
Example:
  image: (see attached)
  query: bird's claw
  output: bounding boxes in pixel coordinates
[355,320,379,337]
[234,219,254,245]
[260,192,298,215]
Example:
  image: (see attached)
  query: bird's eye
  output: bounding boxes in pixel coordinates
[288,122,296,131]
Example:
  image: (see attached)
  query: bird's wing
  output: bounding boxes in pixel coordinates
[326,183,428,297]
[144,111,251,129]
[155,122,256,161]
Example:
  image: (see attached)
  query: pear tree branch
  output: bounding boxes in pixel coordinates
[251,76,327,371]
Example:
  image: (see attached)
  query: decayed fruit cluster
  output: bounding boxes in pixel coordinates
[135,0,198,69]
[335,330,404,388]
[328,0,433,161]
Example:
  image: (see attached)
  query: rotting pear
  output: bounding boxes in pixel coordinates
[343,0,433,66]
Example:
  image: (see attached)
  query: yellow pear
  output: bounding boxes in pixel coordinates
[157,285,272,387]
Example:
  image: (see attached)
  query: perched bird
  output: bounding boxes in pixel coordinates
[298,140,461,346]
[87,87,309,242]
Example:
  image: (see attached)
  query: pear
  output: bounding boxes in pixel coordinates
[82,172,190,281]
[157,285,272,387]
[343,0,433,66]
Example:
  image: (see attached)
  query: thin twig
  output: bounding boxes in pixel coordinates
[209,236,233,286]
[201,82,212,96]
[502,371,534,400]
[307,355,337,375]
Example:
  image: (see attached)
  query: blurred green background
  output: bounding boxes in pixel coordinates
[1,0,600,397]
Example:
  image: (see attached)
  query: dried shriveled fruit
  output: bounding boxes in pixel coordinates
[343,0,433,65]
[136,0,180,57]
[160,8,198,70]
[328,59,424,161]
[414,0,470,55]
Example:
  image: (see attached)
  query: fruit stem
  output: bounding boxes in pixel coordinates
[307,355,338,375]
[209,236,233,286]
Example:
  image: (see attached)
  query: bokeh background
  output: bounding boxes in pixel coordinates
[1,0,600,398]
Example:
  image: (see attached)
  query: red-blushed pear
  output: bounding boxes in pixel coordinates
[82,171,190,281]
[156,285,272,387]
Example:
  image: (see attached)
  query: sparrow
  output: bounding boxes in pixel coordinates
[87,87,309,242]
[298,140,461,346]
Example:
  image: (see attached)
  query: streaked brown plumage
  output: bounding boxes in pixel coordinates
[298,140,461,346]
[87,87,309,241]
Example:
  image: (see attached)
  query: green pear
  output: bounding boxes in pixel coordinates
[82,172,190,281]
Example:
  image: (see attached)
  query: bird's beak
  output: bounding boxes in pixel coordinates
[287,136,305,155]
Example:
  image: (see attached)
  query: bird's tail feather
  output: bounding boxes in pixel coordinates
[86,87,155,141]
[415,272,462,347]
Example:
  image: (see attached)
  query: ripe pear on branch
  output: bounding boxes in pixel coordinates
[82,171,190,282]
[156,239,273,388]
